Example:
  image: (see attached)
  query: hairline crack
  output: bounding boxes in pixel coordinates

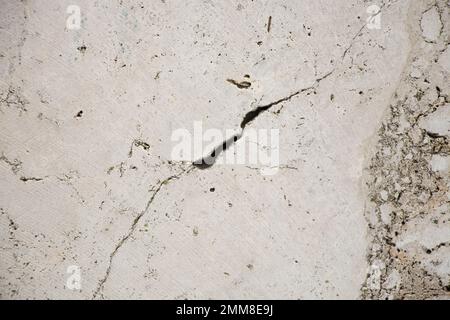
[92,165,195,299]
[193,70,334,169]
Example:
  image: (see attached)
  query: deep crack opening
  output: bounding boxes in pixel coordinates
[192,75,330,169]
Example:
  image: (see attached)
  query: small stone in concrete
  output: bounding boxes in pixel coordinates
[419,104,450,137]
[420,6,442,42]
[430,155,450,174]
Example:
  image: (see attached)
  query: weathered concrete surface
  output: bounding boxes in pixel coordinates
[362,0,450,300]
[0,0,448,299]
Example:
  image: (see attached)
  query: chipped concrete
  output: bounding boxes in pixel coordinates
[361,0,450,300]
[419,103,450,136]
[420,5,443,43]
[0,0,448,300]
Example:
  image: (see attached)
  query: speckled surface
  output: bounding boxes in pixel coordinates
[0,0,449,300]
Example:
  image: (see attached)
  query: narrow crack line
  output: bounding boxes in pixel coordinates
[192,133,242,169]
[239,89,305,129]
[20,176,44,182]
[1,154,68,183]
[238,69,333,132]
[342,4,385,60]
[193,70,334,169]
[7,169,78,184]
[192,88,307,168]
[246,164,298,171]
[192,3,384,170]
[92,165,195,299]
[341,24,367,60]
[419,2,444,44]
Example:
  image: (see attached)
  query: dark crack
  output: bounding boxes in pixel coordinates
[267,16,272,33]
[341,4,385,60]
[192,2,387,171]
[419,4,444,44]
[226,79,252,89]
[92,165,195,299]
[193,70,333,169]
[20,176,44,182]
